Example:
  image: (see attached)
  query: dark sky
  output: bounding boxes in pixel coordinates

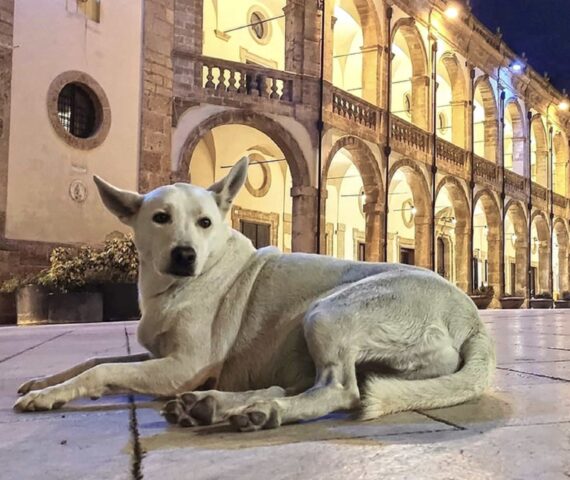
[469,0,570,92]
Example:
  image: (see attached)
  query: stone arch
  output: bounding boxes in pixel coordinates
[176,110,315,253]
[531,114,549,186]
[504,200,529,296]
[553,218,569,294]
[392,18,429,129]
[388,158,432,268]
[504,98,526,174]
[530,209,551,295]
[438,52,468,147]
[322,135,385,261]
[330,0,384,103]
[473,75,499,162]
[473,189,502,298]
[435,176,470,291]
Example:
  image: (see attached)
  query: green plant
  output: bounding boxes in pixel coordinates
[534,291,553,300]
[0,273,44,293]
[39,235,138,293]
[472,285,494,297]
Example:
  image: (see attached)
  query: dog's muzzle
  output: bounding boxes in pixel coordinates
[168,246,196,277]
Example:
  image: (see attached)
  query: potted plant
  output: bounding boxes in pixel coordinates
[34,246,103,325]
[469,285,495,310]
[0,278,18,325]
[15,272,51,326]
[90,235,139,321]
[529,291,553,309]
[555,291,570,309]
[499,294,525,310]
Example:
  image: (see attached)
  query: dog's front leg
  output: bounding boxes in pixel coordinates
[13,357,207,412]
[17,353,152,395]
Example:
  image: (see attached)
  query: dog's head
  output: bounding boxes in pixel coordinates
[93,157,249,278]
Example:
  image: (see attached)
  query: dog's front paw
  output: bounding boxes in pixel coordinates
[13,387,68,412]
[161,392,217,427]
[228,401,282,432]
[17,377,48,396]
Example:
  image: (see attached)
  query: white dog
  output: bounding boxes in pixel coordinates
[14,158,495,432]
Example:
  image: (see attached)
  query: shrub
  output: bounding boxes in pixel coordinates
[534,291,553,300]
[37,235,138,293]
[472,285,494,297]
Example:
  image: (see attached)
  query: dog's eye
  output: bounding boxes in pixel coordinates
[152,212,171,224]
[198,217,212,229]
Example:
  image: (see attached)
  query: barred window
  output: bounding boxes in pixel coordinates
[57,83,97,139]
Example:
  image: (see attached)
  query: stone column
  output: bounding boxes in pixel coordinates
[538,241,551,293]
[515,238,528,296]
[411,75,430,131]
[512,135,527,175]
[361,44,383,105]
[451,100,468,148]
[558,243,569,293]
[291,186,319,253]
[454,221,470,292]
[363,202,384,262]
[535,148,549,185]
[487,228,502,299]
[414,214,432,269]
[484,119,499,162]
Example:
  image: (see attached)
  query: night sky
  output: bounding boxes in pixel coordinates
[469,0,570,92]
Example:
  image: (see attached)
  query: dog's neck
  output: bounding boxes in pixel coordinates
[137,229,256,304]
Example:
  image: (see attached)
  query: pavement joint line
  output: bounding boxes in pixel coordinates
[415,410,467,431]
[496,366,570,383]
[0,331,71,364]
[124,327,144,480]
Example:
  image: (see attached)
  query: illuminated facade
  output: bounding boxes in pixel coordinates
[1,0,570,306]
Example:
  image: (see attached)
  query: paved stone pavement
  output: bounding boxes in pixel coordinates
[0,310,569,480]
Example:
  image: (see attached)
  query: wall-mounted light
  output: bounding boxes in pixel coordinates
[559,100,569,111]
[512,233,517,243]
[444,4,460,19]
[510,61,525,73]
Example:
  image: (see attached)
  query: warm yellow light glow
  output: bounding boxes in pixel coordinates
[559,100,570,111]
[411,206,417,215]
[444,5,460,19]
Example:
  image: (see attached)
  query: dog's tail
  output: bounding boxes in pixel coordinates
[360,327,495,420]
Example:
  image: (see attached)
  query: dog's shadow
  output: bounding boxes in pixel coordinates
[136,393,513,451]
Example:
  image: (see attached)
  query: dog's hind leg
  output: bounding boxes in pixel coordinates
[229,308,361,432]
[17,353,152,395]
[161,386,287,427]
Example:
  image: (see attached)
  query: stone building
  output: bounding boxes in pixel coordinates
[1,0,570,306]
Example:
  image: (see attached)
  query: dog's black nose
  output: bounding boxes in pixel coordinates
[170,246,196,276]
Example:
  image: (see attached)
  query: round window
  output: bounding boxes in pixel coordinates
[250,12,266,40]
[48,71,110,150]
[57,83,99,139]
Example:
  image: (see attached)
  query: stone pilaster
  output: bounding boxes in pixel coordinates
[139,0,175,193]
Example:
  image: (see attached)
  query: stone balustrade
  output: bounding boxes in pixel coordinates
[553,192,567,208]
[199,56,295,102]
[332,88,379,130]
[390,115,430,154]
[504,169,528,197]
[436,138,468,169]
[532,182,548,202]
[473,155,500,184]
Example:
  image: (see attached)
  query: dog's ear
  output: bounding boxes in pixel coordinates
[93,176,143,225]
[207,157,249,214]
